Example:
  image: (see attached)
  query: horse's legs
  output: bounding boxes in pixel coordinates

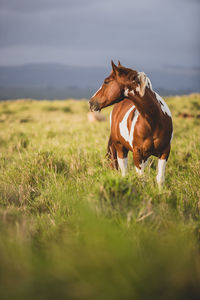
[133,147,149,176]
[156,148,170,186]
[106,136,118,169]
[116,144,129,177]
[135,158,149,175]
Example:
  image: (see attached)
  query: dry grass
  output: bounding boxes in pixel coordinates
[0,94,200,299]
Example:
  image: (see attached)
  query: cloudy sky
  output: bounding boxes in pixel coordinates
[0,0,199,70]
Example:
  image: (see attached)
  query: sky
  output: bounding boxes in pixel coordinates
[0,0,199,70]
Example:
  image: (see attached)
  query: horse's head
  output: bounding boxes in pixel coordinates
[89,61,149,112]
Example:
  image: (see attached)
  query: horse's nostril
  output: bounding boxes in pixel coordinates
[89,99,100,112]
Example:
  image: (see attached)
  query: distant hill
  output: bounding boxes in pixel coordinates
[0,63,199,99]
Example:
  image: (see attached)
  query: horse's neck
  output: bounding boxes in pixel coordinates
[128,89,160,121]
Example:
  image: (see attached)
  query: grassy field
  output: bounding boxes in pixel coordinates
[0,94,200,299]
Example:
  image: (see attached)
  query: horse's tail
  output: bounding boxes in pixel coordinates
[106,136,118,169]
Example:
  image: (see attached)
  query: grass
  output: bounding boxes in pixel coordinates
[0,94,200,299]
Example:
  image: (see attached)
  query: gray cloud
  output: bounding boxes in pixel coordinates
[0,0,94,13]
[0,0,199,68]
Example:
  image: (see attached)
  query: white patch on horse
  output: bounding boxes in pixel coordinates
[155,93,172,117]
[170,132,173,143]
[92,85,102,98]
[119,106,134,142]
[124,88,129,97]
[135,162,144,176]
[119,105,139,148]
[135,166,142,175]
[129,110,139,147]
[117,156,128,177]
[136,86,140,92]
[110,110,112,128]
[135,159,149,175]
[124,88,135,97]
[156,159,167,185]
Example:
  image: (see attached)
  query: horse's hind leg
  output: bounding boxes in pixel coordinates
[133,147,149,176]
[156,147,170,186]
[106,136,118,170]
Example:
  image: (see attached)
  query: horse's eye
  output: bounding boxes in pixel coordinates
[104,80,109,85]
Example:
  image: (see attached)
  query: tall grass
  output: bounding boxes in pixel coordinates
[0,95,200,299]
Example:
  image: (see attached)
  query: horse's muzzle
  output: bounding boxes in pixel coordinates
[89,99,101,112]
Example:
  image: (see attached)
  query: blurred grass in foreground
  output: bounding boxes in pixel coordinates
[0,94,200,299]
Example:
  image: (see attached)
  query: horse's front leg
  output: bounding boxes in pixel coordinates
[116,145,129,177]
[106,136,119,169]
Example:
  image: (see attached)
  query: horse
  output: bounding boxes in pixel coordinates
[89,61,173,186]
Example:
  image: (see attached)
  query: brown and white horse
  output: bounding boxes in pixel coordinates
[89,61,173,186]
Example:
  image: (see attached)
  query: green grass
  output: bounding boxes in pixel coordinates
[0,94,200,299]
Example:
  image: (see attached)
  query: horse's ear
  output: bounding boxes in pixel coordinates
[137,72,147,97]
[111,60,118,75]
[118,60,122,67]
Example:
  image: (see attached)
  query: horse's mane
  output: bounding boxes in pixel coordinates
[117,66,138,82]
[117,66,153,90]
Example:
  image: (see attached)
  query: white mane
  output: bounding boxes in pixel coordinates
[146,77,153,90]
